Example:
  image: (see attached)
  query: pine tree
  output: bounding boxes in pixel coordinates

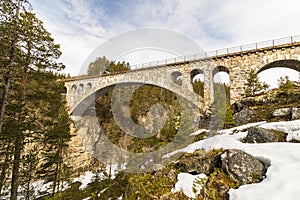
[244,69,269,97]
[0,0,22,135]
[87,56,130,76]
[192,80,204,97]
[277,76,295,103]
[0,2,68,199]
[35,72,72,196]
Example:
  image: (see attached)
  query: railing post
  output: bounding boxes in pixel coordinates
[255,43,257,49]
[272,40,275,46]
[216,50,218,56]
[291,36,294,44]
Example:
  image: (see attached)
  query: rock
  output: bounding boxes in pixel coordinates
[234,109,253,126]
[272,108,291,117]
[231,102,244,113]
[174,151,222,175]
[292,107,300,120]
[244,127,286,143]
[153,164,165,172]
[167,169,177,181]
[220,149,265,184]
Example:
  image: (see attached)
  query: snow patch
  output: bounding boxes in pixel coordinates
[73,171,95,190]
[171,173,206,199]
[190,129,209,136]
[167,120,300,200]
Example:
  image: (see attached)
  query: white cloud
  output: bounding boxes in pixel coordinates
[30,0,300,76]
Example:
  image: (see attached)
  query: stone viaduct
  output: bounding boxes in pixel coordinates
[64,36,300,114]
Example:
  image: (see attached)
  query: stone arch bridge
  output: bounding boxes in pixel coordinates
[65,35,300,114]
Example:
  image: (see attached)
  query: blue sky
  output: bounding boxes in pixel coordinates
[30,0,300,85]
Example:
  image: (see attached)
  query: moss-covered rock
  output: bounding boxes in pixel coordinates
[243,127,287,143]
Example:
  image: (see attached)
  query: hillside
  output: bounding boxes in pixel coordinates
[1,81,295,199]
[20,81,299,200]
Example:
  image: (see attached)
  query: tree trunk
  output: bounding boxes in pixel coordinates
[25,162,33,200]
[0,141,12,195]
[10,136,22,200]
[0,0,21,135]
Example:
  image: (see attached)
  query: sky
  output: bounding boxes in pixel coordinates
[30,0,300,86]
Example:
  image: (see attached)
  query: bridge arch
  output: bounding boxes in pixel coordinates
[257,59,300,74]
[212,66,230,78]
[190,69,204,97]
[87,82,92,89]
[190,69,204,82]
[70,79,203,115]
[212,66,230,102]
[71,84,78,104]
[71,84,77,91]
[79,83,84,90]
[170,71,183,85]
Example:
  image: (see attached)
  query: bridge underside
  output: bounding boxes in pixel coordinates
[71,83,204,117]
[257,60,300,73]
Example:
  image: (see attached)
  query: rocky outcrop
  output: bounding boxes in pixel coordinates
[220,149,265,184]
[244,127,286,143]
[272,107,300,120]
[175,149,267,185]
[65,122,102,174]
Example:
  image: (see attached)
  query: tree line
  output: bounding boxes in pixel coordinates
[0,1,72,199]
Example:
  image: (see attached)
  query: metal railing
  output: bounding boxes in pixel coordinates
[131,35,300,70]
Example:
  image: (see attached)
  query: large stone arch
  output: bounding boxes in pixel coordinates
[70,79,204,115]
[257,59,300,74]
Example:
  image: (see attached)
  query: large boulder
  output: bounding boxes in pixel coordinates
[220,149,265,184]
[234,109,253,126]
[244,127,286,143]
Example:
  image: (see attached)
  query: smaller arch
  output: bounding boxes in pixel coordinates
[212,66,230,77]
[70,85,78,105]
[87,82,92,89]
[63,87,67,94]
[71,84,77,92]
[79,83,84,91]
[190,69,204,82]
[171,71,183,85]
[190,69,204,97]
[212,66,230,103]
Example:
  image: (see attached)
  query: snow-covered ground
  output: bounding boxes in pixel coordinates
[169,120,300,200]
[9,120,299,200]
